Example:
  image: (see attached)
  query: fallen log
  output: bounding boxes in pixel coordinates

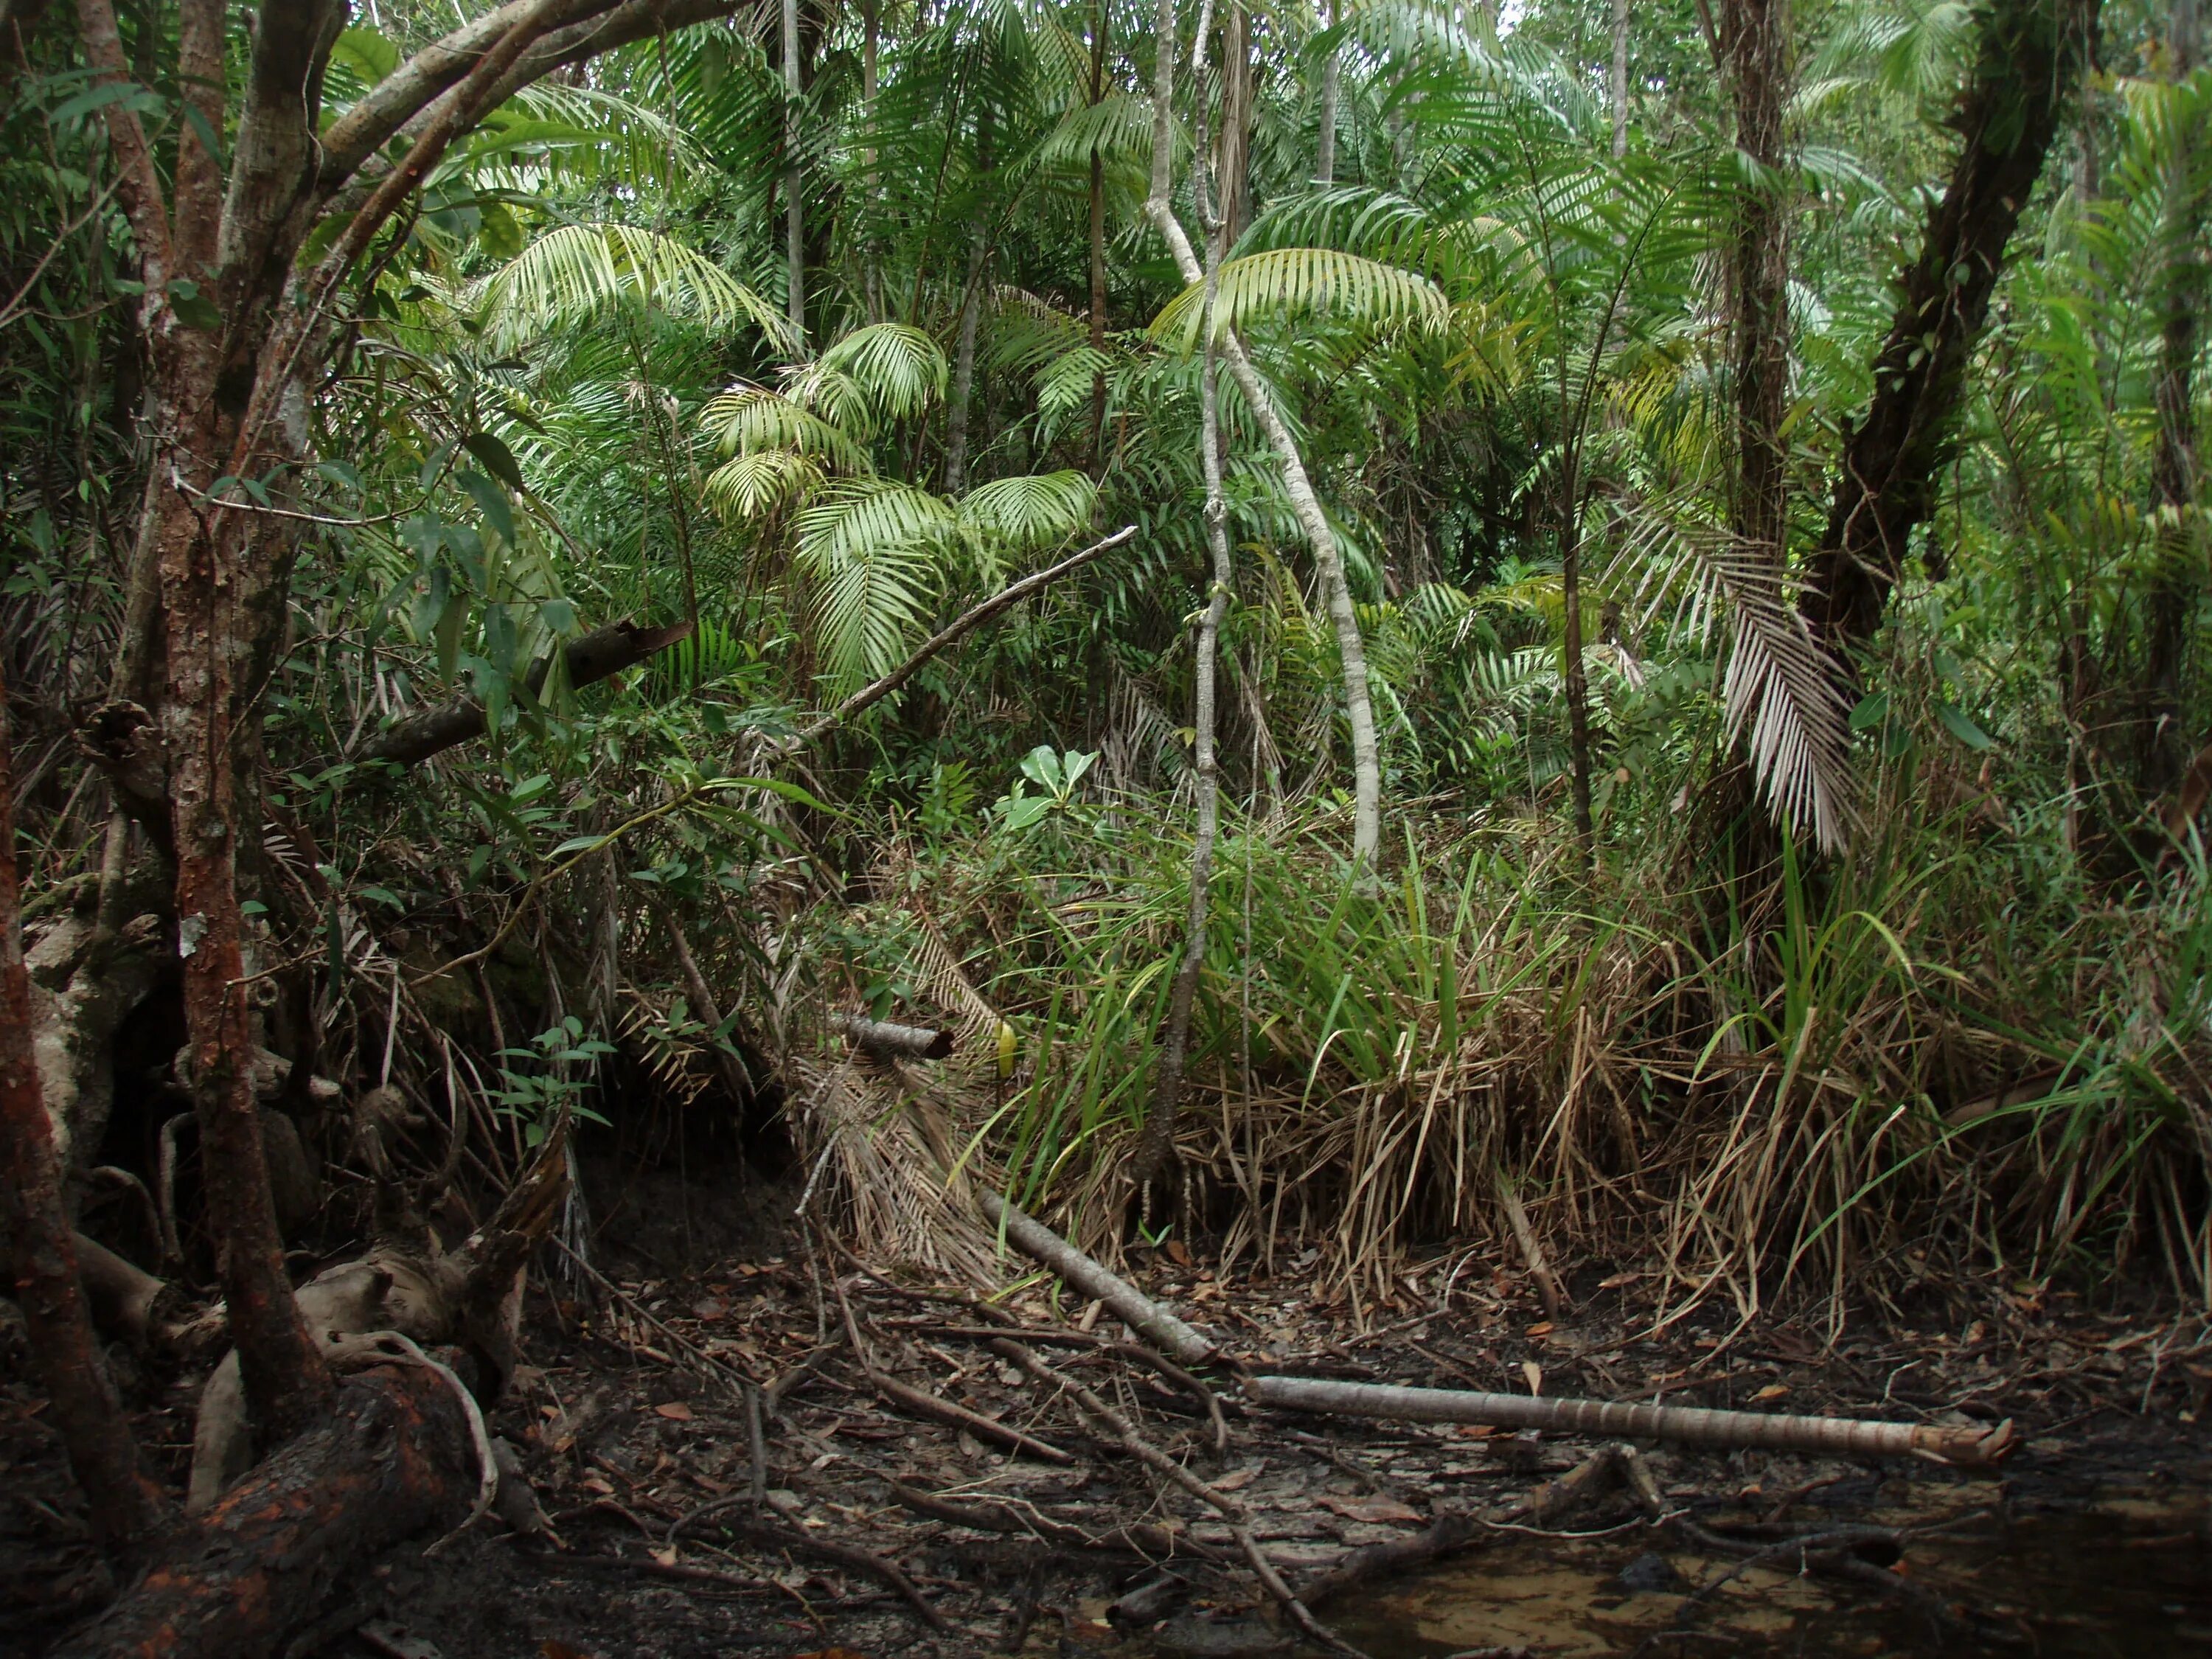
[832,1013,953,1060]
[1248,1377,2017,1469]
[49,1363,478,1659]
[979,1192,1217,1368]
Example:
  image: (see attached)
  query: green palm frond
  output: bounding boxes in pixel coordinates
[817,323,950,421]
[956,470,1097,560]
[796,479,959,693]
[476,223,790,349]
[1150,248,1450,347]
[700,387,872,473]
[1034,347,1113,420]
[702,448,823,520]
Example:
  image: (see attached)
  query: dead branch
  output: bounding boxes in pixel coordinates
[992,1337,1367,1659]
[833,1274,1075,1463]
[979,1192,1217,1367]
[358,619,694,769]
[1249,1375,2017,1468]
[832,1012,954,1059]
[1493,1166,1566,1320]
[666,1498,951,1631]
[791,526,1136,745]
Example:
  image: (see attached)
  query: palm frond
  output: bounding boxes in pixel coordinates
[1150,248,1449,348]
[476,223,791,349]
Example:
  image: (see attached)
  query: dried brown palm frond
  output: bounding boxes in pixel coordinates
[1613,500,1858,853]
[787,1054,998,1284]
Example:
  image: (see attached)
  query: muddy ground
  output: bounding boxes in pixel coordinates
[5,1172,2210,1659]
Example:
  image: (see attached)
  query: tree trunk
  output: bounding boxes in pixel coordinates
[0,666,167,1550]
[1145,0,1382,870]
[1089,0,1111,474]
[2142,0,2205,793]
[1315,0,1339,184]
[946,222,989,494]
[53,1363,480,1659]
[1610,0,1631,159]
[1132,21,1237,1215]
[864,0,883,321]
[1559,489,1596,856]
[1801,0,2102,659]
[783,0,806,348]
[1218,1,1253,246]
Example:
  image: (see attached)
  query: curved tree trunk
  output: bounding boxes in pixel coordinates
[52,1364,479,1659]
[1144,0,1382,870]
[1801,0,2102,661]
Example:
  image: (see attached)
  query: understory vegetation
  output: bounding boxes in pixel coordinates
[1,0,2211,1583]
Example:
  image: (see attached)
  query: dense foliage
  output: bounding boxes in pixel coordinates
[3,0,2208,1326]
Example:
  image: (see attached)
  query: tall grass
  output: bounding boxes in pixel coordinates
[778,765,2211,1321]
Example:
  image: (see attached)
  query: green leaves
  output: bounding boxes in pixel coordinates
[1150,248,1450,348]
[476,222,790,349]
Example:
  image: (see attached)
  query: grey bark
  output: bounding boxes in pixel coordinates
[1250,1376,2019,1467]
[782,0,805,347]
[1144,0,1382,869]
[980,1192,1217,1365]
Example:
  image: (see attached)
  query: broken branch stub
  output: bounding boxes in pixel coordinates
[832,1012,953,1060]
[979,1191,1217,1368]
[1249,1377,2017,1470]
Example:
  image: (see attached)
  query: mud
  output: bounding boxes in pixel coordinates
[4,1176,2209,1659]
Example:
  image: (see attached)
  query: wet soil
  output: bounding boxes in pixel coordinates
[4,1192,2210,1659]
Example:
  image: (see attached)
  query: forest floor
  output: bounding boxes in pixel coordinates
[4,1169,2211,1659]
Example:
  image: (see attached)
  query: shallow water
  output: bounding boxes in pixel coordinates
[1318,1481,2211,1658]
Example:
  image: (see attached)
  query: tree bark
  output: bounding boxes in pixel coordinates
[1722,0,1791,615]
[0,667,167,1550]
[783,0,805,347]
[1089,0,1111,474]
[1610,0,1631,159]
[1145,0,1382,869]
[1316,0,1339,184]
[2142,0,2205,793]
[53,1363,479,1659]
[356,618,694,768]
[945,222,989,493]
[1801,0,2101,659]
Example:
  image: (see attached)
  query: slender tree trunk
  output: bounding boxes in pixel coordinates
[1723,0,1791,577]
[863,0,883,321]
[1133,4,1239,1215]
[1146,0,1383,869]
[0,667,167,1549]
[1559,481,1596,855]
[783,0,805,348]
[1610,0,1631,159]
[1089,0,1110,474]
[1315,0,1338,184]
[1802,0,2102,658]
[2143,0,2205,793]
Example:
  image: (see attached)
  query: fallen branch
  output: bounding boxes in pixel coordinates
[979,1191,1217,1368]
[922,1322,1230,1452]
[993,1338,1367,1659]
[833,1275,1074,1464]
[1249,1376,2016,1468]
[667,1498,950,1631]
[832,1012,954,1060]
[883,1477,1231,1562]
[358,619,695,769]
